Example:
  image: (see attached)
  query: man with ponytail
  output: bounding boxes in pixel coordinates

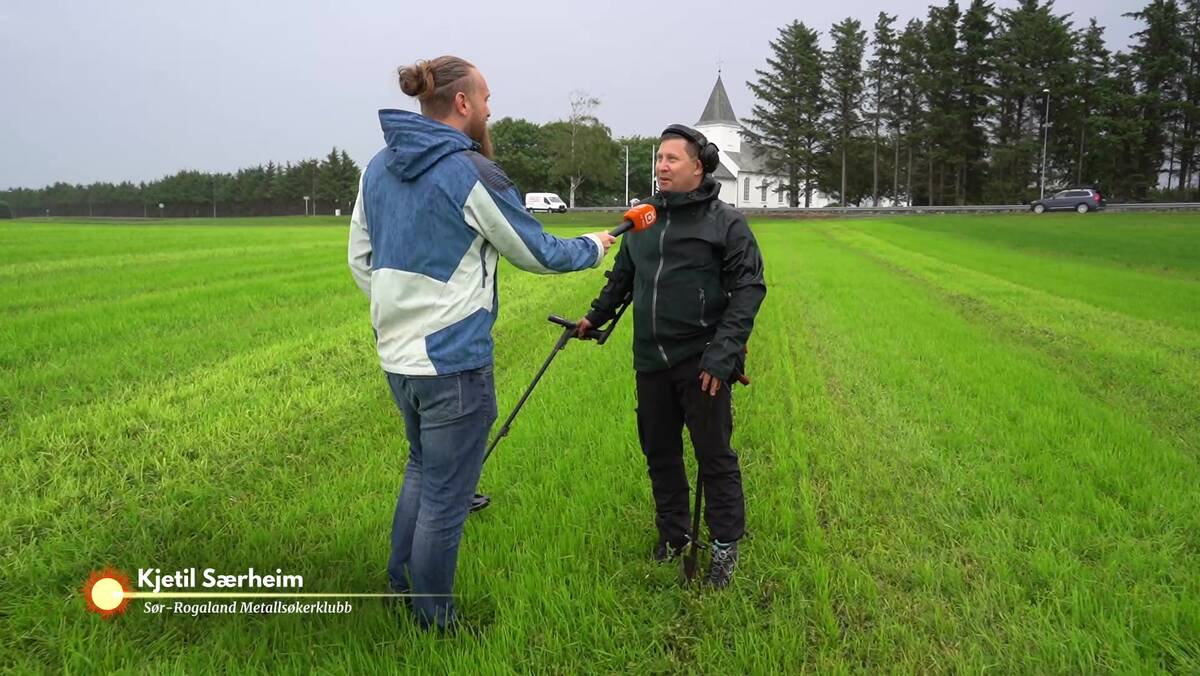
[348,55,615,632]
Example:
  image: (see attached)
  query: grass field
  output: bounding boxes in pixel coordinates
[1,212,1198,672]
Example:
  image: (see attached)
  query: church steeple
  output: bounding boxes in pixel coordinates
[696,74,739,126]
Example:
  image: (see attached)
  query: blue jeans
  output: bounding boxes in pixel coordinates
[385,365,497,629]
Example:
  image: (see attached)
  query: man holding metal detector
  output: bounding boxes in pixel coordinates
[347,55,618,631]
[575,125,766,588]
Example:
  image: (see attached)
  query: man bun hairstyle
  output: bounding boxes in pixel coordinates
[397,55,476,118]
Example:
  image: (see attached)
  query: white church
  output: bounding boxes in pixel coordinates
[691,74,832,209]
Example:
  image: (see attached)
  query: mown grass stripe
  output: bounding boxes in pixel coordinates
[856,218,1200,331]
[825,226,1200,455]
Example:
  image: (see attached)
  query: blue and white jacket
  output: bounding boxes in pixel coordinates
[348,110,604,376]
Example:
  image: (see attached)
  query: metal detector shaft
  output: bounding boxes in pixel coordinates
[683,478,704,582]
[480,303,630,466]
[482,323,574,463]
[683,384,719,582]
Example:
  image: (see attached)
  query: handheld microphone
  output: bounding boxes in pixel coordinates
[609,203,657,237]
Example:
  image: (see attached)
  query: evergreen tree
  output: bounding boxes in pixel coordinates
[1180,0,1200,193]
[866,12,898,206]
[825,17,869,205]
[959,0,995,203]
[894,19,928,205]
[1070,19,1112,187]
[1125,0,1187,191]
[744,21,828,207]
[989,0,1075,202]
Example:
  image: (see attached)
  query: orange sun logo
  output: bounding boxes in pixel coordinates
[82,568,132,618]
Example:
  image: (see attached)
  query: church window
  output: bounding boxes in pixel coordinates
[743,177,750,201]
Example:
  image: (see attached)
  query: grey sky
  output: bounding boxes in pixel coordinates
[0,0,1144,189]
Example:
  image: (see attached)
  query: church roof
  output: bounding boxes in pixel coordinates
[736,139,773,174]
[693,73,782,178]
[705,133,777,176]
[696,75,739,126]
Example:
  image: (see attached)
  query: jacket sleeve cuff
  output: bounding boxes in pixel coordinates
[583,233,605,267]
[585,309,610,327]
[699,353,733,384]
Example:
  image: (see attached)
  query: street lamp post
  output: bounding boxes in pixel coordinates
[651,147,657,195]
[1040,88,1051,201]
[623,145,630,206]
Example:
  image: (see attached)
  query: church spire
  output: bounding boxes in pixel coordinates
[696,73,738,126]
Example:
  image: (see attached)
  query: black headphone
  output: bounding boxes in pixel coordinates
[662,124,720,174]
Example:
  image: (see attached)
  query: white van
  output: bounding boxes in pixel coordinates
[524,192,567,213]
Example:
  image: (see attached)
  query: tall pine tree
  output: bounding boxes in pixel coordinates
[744,21,828,207]
[959,0,994,204]
[867,12,899,206]
[825,17,868,205]
[894,19,928,205]
[1125,0,1187,192]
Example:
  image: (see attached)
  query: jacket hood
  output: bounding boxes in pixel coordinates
[378,109,478,181]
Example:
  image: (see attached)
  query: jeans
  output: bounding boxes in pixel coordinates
[385,365,497,629]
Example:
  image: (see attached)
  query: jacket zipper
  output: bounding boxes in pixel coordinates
[651,209,671,366]
[698,288,707,327]
[479,241,489,288]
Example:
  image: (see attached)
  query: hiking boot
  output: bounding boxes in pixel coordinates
[705,540,739,588]
[653,536,689,562]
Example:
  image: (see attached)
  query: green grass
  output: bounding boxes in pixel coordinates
[1,212,1197,672]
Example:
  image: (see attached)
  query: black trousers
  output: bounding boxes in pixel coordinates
[635,355,745,544]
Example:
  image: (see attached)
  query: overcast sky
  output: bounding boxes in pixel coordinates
[0,0,1144,189]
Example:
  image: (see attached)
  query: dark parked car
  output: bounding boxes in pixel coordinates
[1031,188,1106,214]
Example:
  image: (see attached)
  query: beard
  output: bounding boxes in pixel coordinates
[468,114,494,159]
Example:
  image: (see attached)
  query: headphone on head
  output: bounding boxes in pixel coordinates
[662,124,720,174]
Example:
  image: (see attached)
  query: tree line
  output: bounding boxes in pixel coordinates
[745,0,1200,206]
[496,0,1198,207]
[2,149,360,218]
